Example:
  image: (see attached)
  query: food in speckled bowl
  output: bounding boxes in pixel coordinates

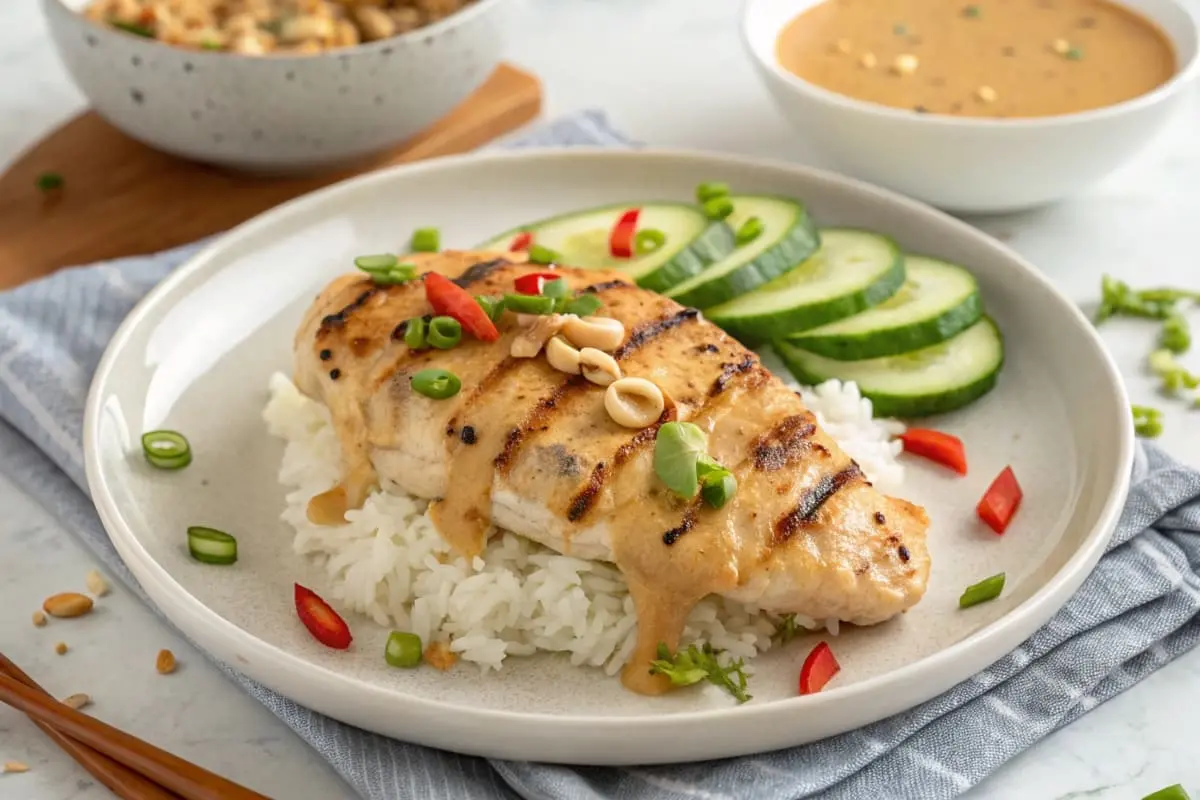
[41,0,512,173]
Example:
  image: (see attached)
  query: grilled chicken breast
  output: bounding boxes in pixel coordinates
[294,251,931,694]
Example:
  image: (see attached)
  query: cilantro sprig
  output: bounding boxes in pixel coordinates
[649,642,752,704]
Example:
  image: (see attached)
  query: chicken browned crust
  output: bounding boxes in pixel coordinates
[294,250,931,695]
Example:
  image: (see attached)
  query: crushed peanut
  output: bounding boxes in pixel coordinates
[975,85,998,103]
[859,52,878,69]
[1052,38,1071,54]
[62,694,91,711]
[82,0,478,55]
[54,642,68,656]
[423,641,458,671]
[891,54,920,75]
[42,592,93,619]
[31,611,46,628]
[156,649,177,675]
[85,569,110,598]
[834,38,853,54]
[2,761,29,774]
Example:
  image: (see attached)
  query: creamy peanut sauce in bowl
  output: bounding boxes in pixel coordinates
[777,0,1177,118]
[743,0,1199,211]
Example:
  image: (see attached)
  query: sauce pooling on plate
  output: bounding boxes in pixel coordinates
[776,0,1176,118]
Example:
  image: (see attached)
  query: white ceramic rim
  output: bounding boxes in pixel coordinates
[50,0,510,62]
[741,0,1200,130]
[83,147,1134,743]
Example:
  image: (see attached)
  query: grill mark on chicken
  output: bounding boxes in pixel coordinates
[752,413,818,472]
[318,284,381,335]
[581,278,632,294]
[494,376,587,473]
[614,308,701,360]
[662,505,699,545]
[568,462,608,522]
[452,258,510,287]
[774,463,864,541]
[709,355,758,397]
[564,409,678,524]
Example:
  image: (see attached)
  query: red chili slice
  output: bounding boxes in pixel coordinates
[513,271,563,296]
[424,272,500,342]
[294,583,353,650]
[798,641,840,695]
[977,466,1023,535]
[509,231,533,252]
[608,208,641,259]
[898,428,967,475]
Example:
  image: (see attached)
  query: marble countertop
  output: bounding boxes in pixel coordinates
[2,0,1200,797]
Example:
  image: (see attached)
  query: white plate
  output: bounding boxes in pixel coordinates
[83,149,1133,765]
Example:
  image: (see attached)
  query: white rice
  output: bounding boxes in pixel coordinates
[263,371,905,676]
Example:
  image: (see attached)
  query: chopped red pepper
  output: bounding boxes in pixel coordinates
[509,231,533,252]
[424,272,500,342]
[798,641,840,695]
[977,466,1023,535]
[899,428,967,475]
[294,584,353,650]
[513,271,563,296]
[608,208,641,259]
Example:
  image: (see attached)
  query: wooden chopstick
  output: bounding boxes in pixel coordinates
[0,653,180,800]
[0,672,269,800]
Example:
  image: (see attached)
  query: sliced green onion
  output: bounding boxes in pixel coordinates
[377,265,417,285]
[527,244,560,265]
[36,172,64,192]
[701,471,737,509]
[563,294,603,317]
[735,216,763,246]
[141,430,192,470]
[385,631,424,668]
[503,293,556,315]
[959,573,1006,609]
[110,19,154,37]
[411,368,461,399]
[187,526,238,565]
[355,253,398,271]
[410,227,440,253]
[635,228,666,255]
[427,316,462,350]
[1133,404,1164,438]
[695,181,730,203]
[475,295,505,322]
[703,196,734,221]
[1142,785,1192,800]
[404,317,428,350]
[542,278,570,299]
[654,422,709,499]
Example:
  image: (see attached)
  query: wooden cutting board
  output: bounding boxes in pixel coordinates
[0,63,542,290]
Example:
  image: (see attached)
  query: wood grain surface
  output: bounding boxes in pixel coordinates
[0,63,542,289]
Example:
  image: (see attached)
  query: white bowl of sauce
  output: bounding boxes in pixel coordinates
[744,0,1200,213]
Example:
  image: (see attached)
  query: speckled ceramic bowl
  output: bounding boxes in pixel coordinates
[42,0,513,173]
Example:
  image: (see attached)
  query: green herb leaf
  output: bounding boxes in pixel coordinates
[562,294,603,317]
[654,422,709,499]
[1161,313,1191,354]
[649,642,752,704]
[1095,275,1191,324]
[35,172,64,192]
[1132,404,1164,439]
[773,613,800,644]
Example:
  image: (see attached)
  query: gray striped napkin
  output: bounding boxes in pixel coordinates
[2,110,1200,800]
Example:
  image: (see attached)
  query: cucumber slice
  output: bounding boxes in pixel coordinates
[706,229,905,345]
[785,256,983,360]
[476,202,736,293]
[664,196,820,310]
[774,317,1005,418]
